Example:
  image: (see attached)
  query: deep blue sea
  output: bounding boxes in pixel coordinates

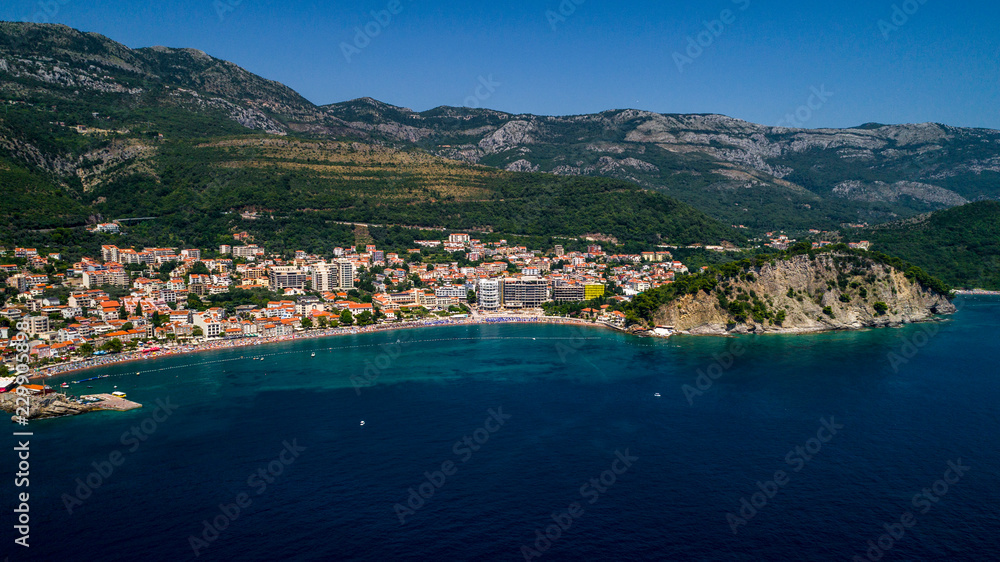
[9,297,1000,561]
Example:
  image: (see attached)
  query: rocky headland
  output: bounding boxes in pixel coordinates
[649,252,955,335]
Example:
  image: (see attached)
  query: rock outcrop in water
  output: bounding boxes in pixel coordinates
[0,392,95,420]
[651,252,955,335]
[0,392,141,420]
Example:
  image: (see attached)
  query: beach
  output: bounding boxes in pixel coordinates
[30,315,616,381]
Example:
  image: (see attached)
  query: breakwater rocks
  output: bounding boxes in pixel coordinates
[1,393,141,420]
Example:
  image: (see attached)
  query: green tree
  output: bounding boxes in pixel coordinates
[340,309,354,326]
[467,289,477,305]
[301,317,313,329]
[356,310,373,326]
[187,293,205,310]
[134,303,143,317]
[189,261,210,275]
[101,338,124,353]
[317,316,328,329]
[192,326,204,337]
[158,261,178,281]
[775,310,787,325]
[873,302,889,315]
[122,322,134,331]
[78,342,94,355]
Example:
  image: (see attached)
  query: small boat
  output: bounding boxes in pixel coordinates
[654,393,661,397]
[360,420,365,426]
[86,386,93,388]
[60,382,70,388]
[112,391,127,398]
[311,352,316,357]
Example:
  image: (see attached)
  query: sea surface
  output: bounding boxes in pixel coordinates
[12,297,1000,561]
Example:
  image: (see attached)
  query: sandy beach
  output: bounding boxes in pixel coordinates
[30,315,617,381]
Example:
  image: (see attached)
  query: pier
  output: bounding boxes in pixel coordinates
[81,394,143,412]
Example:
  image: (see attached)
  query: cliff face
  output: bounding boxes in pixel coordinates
[0,392,95,419]
[652,254,955,335]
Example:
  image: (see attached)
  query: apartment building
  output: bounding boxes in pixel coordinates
[477,279,501,311]
[311,260,355,292]
[269,267,310,291]
[501,277,549,309]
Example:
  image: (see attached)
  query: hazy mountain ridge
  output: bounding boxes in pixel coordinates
[323,102,1000,228]
[0,22,998,239]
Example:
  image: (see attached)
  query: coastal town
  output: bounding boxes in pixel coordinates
[0,229,726,384]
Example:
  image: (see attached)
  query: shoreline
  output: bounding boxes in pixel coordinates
[953,290,1000,296]
[30,315,620,381]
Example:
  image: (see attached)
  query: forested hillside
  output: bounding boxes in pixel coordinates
[848,201,1000,289]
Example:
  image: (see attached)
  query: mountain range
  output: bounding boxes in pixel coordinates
[1,21,998,286]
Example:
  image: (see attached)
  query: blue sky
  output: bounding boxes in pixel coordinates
[5,0,1000,128]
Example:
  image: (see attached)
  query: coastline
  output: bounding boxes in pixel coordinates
[30,315,620,381]
[953,289,1000,296]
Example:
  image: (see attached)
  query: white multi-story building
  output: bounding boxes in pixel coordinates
[435,285,467,300]
[269,267,310,291]
[101,245,120,263]
[82,269,128,288]
[233,245,265,258]
[24,315,50,335]
[477,279,500,311]
[311,260,355,292]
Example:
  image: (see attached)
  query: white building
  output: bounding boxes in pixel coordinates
[477,279,500,311]
[311,260,355,292]
[193,313,222,339]
[435,285,467,300]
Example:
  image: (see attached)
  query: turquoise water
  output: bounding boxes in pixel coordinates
[17,297,1000,561]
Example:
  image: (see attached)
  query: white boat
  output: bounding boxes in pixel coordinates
[654,393,661,397]
[112,391,127,398]
[60,382,70,388]
[360,420,365,426]
[311,352,316,357]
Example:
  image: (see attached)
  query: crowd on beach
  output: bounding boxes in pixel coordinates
[31,315,609,380]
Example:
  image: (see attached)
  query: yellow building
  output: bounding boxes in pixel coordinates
[584,284,605,300]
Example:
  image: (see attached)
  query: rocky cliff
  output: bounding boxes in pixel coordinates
[1,392,97,419]
[652,253,955,335]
